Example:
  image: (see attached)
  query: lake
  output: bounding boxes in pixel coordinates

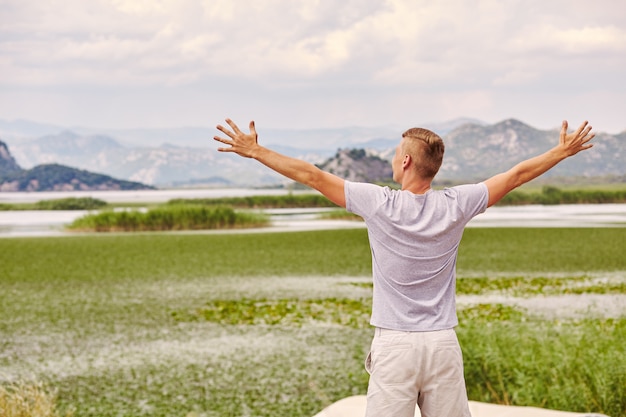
[0,189,625,237]
[0,188,310,204]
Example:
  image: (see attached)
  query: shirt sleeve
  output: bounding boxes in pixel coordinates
[344,181,388,220]
[452,182,489,219]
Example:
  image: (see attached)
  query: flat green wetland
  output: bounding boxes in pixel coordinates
[1,228,625,417]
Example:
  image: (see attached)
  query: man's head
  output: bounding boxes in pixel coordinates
[393,128,445,183]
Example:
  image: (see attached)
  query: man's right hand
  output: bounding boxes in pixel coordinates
[214,118,260,159]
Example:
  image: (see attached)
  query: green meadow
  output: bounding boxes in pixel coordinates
[1,228,625,417]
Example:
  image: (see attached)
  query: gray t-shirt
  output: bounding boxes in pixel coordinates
[345,181,489,331]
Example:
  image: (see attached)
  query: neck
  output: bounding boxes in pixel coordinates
[401,180,432,195]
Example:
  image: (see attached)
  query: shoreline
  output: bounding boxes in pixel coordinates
[1,204,625,238]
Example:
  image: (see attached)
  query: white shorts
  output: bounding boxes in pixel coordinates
[364,327,472,417]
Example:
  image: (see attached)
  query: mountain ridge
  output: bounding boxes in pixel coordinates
[2,118,624,188]
[0,140,21,176]
[0,139,154,192]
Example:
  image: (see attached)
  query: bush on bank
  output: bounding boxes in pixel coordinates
[0,197,108,211]
[1,187,625,212]
[68,205,269,232]
[498,186,626,205]
[34,197,108,210]
[167,193,338,208]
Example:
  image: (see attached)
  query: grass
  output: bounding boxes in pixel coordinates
[456,275,626,296]
[167,194,338,209]
[0,381,73,417]
[0,194,338,211]
[0,197,108,211]
[497,186,626,205]
[172,298,372,328]
[457,228,626,273]
[1,228,624,416]
[459,316,625,414]
[317,209,363,221]
[67,205,269,232]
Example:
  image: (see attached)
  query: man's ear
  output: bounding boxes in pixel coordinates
[402,154,411,169]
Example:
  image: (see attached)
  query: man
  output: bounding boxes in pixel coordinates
[213,119,595,417]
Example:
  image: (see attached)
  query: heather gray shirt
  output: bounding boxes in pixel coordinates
[345,181,489,331]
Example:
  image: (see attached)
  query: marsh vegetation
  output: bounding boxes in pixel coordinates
[67,205,269,232]
[1,228,624,416]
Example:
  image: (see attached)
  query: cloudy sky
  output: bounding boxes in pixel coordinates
[1,0,625,134]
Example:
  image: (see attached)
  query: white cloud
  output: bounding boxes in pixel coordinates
[510,24,626,55]
[111,0,171,15]
[492,70,540,87]
[0,0,625,131]
[3,0,624,85]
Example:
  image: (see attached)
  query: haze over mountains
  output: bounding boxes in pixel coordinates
[0,118,624,188]
[0,138,154,192]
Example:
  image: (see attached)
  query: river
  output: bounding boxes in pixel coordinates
[0,189,625,237]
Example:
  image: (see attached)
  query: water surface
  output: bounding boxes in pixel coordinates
[1,189,624,237]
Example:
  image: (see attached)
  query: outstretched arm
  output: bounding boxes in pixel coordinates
[214,118,346,208]
[484,120,595,207]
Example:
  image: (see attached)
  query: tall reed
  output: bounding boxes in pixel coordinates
[68,205,268,232]
[167,193,337,208]
[0,380,73,417]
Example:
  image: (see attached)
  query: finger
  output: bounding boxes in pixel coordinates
[561,120,568,138]
[249,120,256,136]
[213,135,231,145]
[215,124,235,138]
[225,118,242,134]
[582,132,596,143]
[582,125,593,138]
[574,120,589,136]
[213,135,234,151]
[216,147,234,153]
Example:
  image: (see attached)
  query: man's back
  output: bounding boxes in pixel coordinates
[345,181,489,331]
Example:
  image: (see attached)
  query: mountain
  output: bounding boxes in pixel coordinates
[8,130,124,168]
[0,140,153,192]
[438,119,624,180]
[2,118,624,187]
[0,119,488,187]
[317,149,393,183]
[7,132,303,187]
[421,117,487,137]
[314,119,625,184]
[0,164,155,192]
[0,118,479,148]
[0,140,21,176]
[0,119,66,141]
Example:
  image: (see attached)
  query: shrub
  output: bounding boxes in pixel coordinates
[68,205,269,232]
[34,197,107,211]
[167,194,338,208]
[0,380,73,417]
[496,186,626,205]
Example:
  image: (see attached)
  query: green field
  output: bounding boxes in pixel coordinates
[1,228,625,417]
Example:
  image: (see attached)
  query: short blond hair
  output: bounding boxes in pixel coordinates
[401,128,445,180]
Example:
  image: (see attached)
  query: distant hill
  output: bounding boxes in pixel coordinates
[313,119,625,184]
[0,140,154,192]
[0,140,21,176]
[2,118,624,187]
[438,119,624,180]
[317,148,393,183]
